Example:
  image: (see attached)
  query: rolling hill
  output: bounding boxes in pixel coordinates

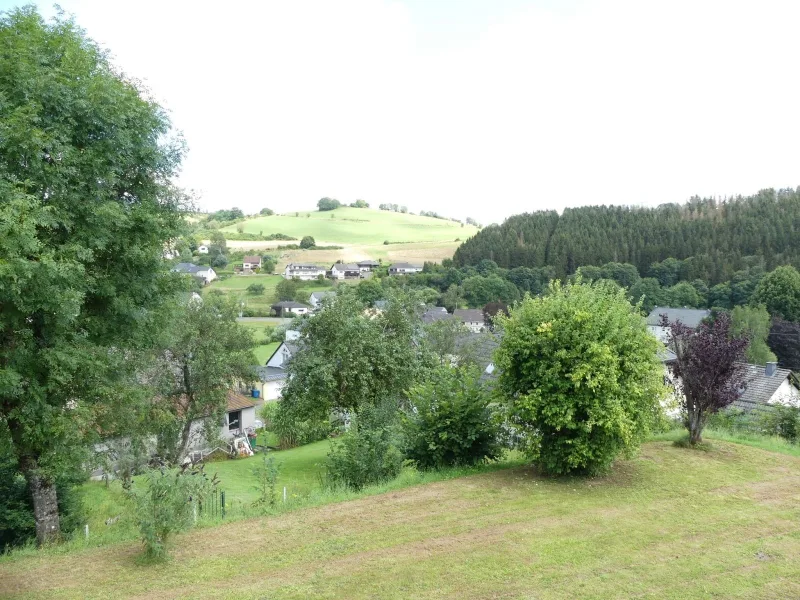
[221,206,479,246]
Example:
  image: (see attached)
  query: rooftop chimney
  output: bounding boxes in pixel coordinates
[765,362,778,377]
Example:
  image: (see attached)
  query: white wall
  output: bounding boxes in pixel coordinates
[289,307,309,315]
[222,406,256,439]
[648,325,669,343]
[768,379,800,407]
[267,343,292,368]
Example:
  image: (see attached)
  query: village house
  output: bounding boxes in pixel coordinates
[388,262,423,275]
[242,255,262,270]
[733,363,800,411]
[646,307,711,343]
[197,245,209,254]
[271,301,310,317]
[171,262,217,285]
[330,263,361,280]
[252,334,300,401]
[454,308,485,333]
[284,263,326,280]
[357,259,380,272]
[422,306,455,324]
[309,291,336,310]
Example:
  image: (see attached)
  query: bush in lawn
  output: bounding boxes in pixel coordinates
[756,405,800,442]
[270,401,333,449]
[326,401,404,490]
[127,465,216,562]
[300,236,316,249]
[252,455,280,511]
[403,366,503,469]
[495,280,666,475]
[246,283,265,295]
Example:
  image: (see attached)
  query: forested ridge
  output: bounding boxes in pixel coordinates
[454,188,800,283]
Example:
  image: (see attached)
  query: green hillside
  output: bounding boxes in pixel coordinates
[221,207,479,245]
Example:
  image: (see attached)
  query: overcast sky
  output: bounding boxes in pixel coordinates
[7,0,800,224]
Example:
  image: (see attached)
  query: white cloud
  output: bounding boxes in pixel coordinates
[26,0,800,223]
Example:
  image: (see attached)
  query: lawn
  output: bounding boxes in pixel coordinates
[220,206,479,246]
[203,274,333,315]
[237,321,279,363]
[3,436,800,599]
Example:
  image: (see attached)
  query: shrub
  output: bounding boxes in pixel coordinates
[495,280,665,475]
[403,367,503,469]
[127,465,216,562]
[300,236,316,249]
[270,402,332,449]
[252,455,280,511]
[326,402,404,490]
[211,254,228,268]
[246,283,265,295]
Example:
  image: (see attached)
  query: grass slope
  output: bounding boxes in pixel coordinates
[3,439,800,599]
[221,206,479,245]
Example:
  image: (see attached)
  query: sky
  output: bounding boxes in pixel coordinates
[7,0,800,224]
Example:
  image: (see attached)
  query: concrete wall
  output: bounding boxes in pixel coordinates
[768,379,800,407]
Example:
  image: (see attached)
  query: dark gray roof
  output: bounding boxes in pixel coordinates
[332,263,360,271]
[286,263,323,269]
[646,307,711,328]
[357,260,379,266]
[454,309,484,323]
[733,364,795,411]
[173,262,211,274]
[272,301,309,309]
[389,262,422,270]
[422,307,455,324]
[254,366,288,381]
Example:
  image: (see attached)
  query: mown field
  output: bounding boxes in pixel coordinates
[221,206,479,246]
[3,435,800,599]
[236,321,280,363]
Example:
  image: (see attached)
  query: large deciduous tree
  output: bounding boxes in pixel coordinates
[279,292,421,421]
[495,281,665,475]
[664,313,749,444]
[750,266,800,322]
[0,8,184,544]
[730,305,777,365]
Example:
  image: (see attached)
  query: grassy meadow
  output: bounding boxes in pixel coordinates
[3,432,800,599]
[221,206,479,246]
[202,274,333,316]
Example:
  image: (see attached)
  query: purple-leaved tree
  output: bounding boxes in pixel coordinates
[663,313,750,444]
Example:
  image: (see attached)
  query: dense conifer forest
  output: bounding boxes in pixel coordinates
[453,188,800,284]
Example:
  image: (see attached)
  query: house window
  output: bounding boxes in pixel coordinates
[228,410,241,432]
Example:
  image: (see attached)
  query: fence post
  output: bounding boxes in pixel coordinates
[84,524,89,539]
[221,490,226,519]
[193,501,198,525]
[283,486,287,503]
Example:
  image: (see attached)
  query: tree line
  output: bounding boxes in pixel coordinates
[454,189,800,283]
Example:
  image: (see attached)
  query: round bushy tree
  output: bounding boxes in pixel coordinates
[300,236,316,249]
[751,265,800,322]
[495,280,665,475]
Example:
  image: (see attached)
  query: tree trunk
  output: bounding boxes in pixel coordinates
[688,409,704,444]
[20,457,60,546]
[176,418,194,464]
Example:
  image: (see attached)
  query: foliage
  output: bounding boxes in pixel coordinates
[280,291,423,420]
[730,305,777,365]
[355,278,384,306]
[211,254,229,268]
[317,197,341,211]
[665,281,704,307]
[403,367,503,469]
[300,235,316,249]
[208,208,244,222]
[275,278,300,301]
[149,295,257,463]
[768,318,800,371]
[259,208,274,216]
[495,281,665,475]
[350,199,369,208]
[252,455,281,511]
[664,312,750,444]
[261,256,276,274]
[269,403,333,449]
[246,283,266,295]
[482,301,509,326]
[751,265,800,322]
[0,7,186,544]
[325,401,404,491]
[453,189,800,284]
[757,405,800,443]
[127,465,216,561]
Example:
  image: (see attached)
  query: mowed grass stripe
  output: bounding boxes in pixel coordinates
[2,441,800,599]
